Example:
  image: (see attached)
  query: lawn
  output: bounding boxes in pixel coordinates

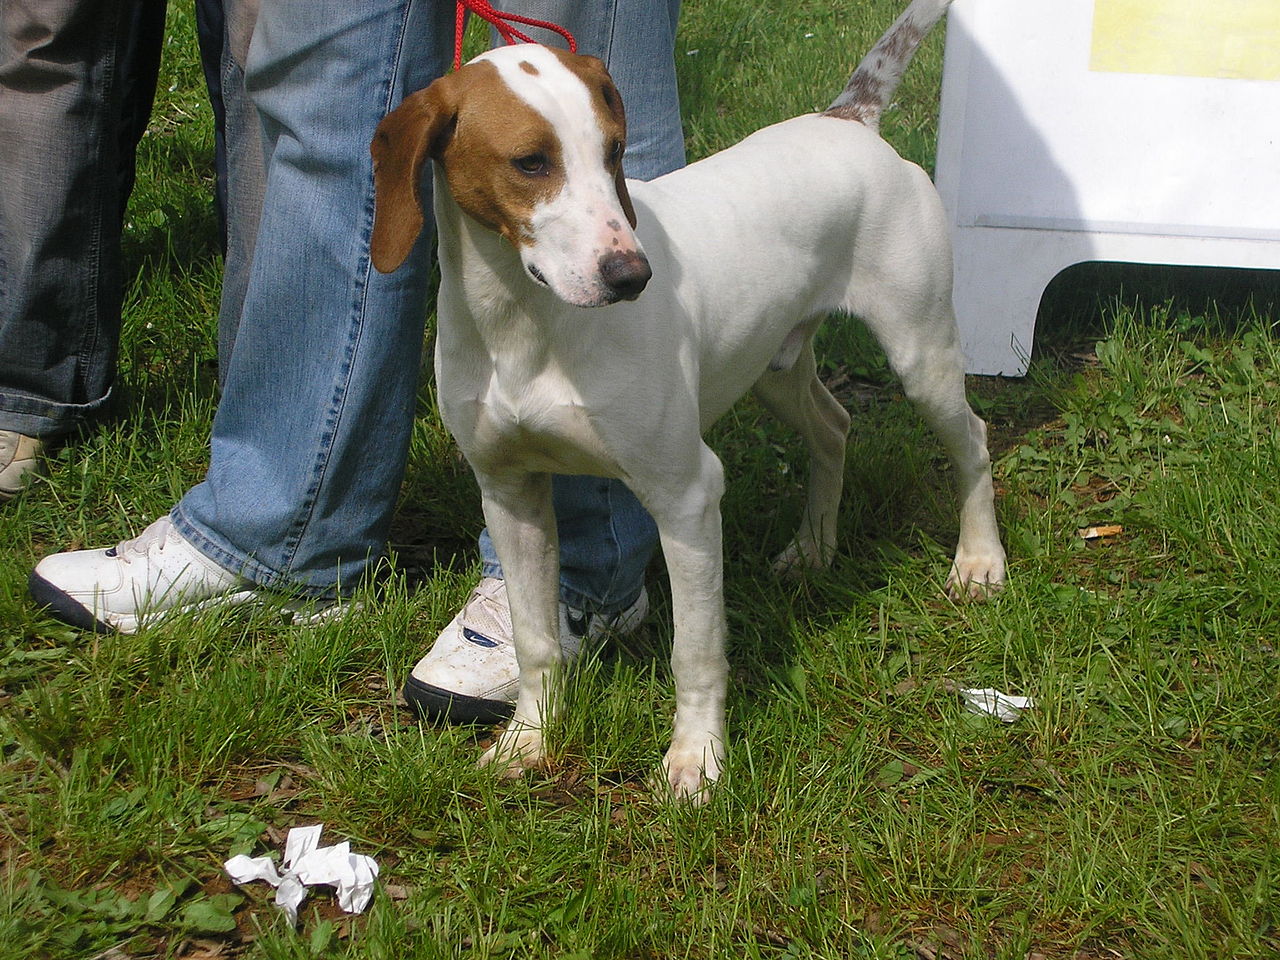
[2,1,1279,958]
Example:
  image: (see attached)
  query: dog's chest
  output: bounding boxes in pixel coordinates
[445,362,618,478]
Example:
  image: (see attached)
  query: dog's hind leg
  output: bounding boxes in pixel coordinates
[862,304,1006,598]
[753,333,852,575]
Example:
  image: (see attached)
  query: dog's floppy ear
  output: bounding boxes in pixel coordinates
[371,79,458,274]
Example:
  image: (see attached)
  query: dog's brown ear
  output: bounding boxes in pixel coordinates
[370,80,458,274]
[614,165,638,230]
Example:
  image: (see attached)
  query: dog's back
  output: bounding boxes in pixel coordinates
[627,114,950,427]
[622,0,956,406]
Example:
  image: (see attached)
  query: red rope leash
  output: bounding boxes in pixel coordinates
[454,0,577,70]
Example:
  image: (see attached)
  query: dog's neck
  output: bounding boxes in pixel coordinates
[433,172,533,309]
[432,170,564,372]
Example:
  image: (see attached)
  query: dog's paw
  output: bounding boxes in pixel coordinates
[659,741,724,806]
[478,726,546,779]
[945,550,1007,600]
[771,536,833,578]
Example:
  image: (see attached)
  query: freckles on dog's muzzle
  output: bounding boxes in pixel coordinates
[599,249,651,301]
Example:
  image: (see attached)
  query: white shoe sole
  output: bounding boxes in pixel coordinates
[28,570,257,634]
[28,572,353,635]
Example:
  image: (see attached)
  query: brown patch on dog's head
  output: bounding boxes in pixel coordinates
[371,60,570,270]
[371,47,641,275]
[434,68,567,248]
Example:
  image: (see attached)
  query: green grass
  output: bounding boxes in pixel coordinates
[4,1,1280,957]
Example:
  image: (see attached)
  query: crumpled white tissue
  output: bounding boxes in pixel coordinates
[224,824,379,925]
[958,687,1035,722]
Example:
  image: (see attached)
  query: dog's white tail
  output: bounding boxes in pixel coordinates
[825,0,952,131]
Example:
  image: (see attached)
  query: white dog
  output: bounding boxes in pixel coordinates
[371,0,1004,801]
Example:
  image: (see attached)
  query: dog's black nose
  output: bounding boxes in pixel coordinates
[599,250,651,301]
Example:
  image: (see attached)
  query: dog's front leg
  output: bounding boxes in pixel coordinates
[474,471,560,778]
[646,444,731,804]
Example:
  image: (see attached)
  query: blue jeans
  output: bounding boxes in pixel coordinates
[0,0,166,440]
[173,0,683,613]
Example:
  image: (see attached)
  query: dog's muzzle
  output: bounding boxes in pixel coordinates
[599,249,652,301]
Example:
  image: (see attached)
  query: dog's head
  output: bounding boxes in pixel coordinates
[371,44,651,307]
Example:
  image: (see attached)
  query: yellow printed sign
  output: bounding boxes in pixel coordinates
[1091,0,1280,81]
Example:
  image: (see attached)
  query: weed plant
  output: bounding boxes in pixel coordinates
[2,2,1278,958]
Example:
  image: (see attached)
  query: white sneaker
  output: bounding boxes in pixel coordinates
[0,431,44,500]
[404,576,649,723]
[29,516,357,634]
[29,516,258,633]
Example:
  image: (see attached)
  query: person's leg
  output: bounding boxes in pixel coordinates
[0,0,165,448]
[194,0,228,250]
[30,0,683,642]
[211,0,265,380]
[30,0,449,630]
[407,0,686,721]
[171,0,453,595]
[194,0,271,378]
[117,0,167,210]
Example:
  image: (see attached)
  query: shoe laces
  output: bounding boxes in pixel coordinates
[108,516,176,562]
[462,577,622,651]
[461,577,514,643]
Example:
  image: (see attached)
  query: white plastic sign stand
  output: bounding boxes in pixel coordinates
[934,0,1280,376]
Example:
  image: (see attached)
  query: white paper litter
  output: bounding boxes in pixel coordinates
[225,824,379,925]
[958,687,1035,722]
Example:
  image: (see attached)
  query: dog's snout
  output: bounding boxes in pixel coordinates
[599,250,652,301]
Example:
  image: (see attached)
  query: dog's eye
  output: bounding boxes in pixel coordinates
[513,153,549,176]
[607,140,625,168]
